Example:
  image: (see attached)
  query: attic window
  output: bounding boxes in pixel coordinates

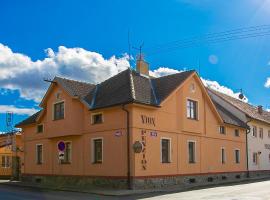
[37,124,43,133]
[219,126,226,134]
[92,113,103,124]
[54,102,64,120]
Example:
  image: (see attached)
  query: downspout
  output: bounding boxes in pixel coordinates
[246,122,251,178]
[122,104,132,190]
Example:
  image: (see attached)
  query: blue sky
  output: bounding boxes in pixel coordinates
[0,0,270,132]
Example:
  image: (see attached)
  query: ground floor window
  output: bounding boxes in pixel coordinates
[1,156,10,168]
[221,148,226,164]
[36,144,43,165]
[161,138,171,163]
[188,141,196,163]
[235,149,240,164]
[92,138,103,163]
[61,142,72,164]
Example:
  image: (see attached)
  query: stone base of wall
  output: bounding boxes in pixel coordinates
[248,170,270,178]
[133,172,248,189]
[22,175,128,190]
[21,171,260,190]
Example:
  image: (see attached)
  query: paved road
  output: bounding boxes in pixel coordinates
[1,180,270,200]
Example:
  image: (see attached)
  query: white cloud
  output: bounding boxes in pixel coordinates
[0,105,38,115]
[265,77,270,88]
[208,55,218,65]
[202,79,248,102]
[0,43,247,107]
[150,67,183,77]
[0,44,130,102]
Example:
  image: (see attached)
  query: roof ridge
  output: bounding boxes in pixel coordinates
[55,76,95,85]
[129,69,136,100]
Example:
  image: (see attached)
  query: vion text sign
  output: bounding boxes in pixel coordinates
[141,115,155,127]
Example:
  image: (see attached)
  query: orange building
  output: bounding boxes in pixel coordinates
[0,132,22,179]
[17,60,248,189]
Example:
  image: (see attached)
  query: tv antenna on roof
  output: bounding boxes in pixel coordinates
[133,42,144,60]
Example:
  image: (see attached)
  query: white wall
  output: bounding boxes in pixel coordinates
[248,121,270,171]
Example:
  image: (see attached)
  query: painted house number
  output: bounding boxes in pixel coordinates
[141,115,155,126]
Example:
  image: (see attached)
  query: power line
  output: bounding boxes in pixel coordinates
[146,24,270,55]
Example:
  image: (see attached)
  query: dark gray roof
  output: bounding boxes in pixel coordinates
[17,69,195,126]
[212,100,249,128]
[208,88,270,125]
[16,110,42,127]
[54,77,95,99]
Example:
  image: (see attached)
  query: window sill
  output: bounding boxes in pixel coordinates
[53,118,64,121]
[60,162,71,165]
[189,162,196,164]
[187,118,198,121]
[92,162,102,164]
[161,162,171,164]
[36,163,43,165]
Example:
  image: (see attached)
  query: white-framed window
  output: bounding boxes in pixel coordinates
[221,147,226,164]
[91,113,103,124]
[36,144,43,165]
[188,141,196,164]
[37,124,44,133]
[252,152,258,165]
[60,142,72,164]
[53,101,65,120]
[187,99,198,120]
[219,126,226,135]
[259,128,264,139]
[161,138,171,163]
[252,126,257,137]
[1,156,11,168]
[91,138,103,164]
[234,129,240,137]
[235,149,240,164]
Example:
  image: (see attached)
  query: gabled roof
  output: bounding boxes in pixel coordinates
[16,68,247,129]
[212,99,249,128]
[16,110,42,127]
[208,88,270,125]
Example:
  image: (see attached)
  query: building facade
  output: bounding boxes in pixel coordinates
[17,61,248,189]
[208,89,270,176]
[0,132,22,179]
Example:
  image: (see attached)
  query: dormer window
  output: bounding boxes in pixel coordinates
[54,102,64,120]
[92,113,103,124]
[37,124,43,133]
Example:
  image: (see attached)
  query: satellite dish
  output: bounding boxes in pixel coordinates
[239,93,244,100]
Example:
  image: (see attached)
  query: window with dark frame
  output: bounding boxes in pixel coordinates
[93,139,103,163]
[61,142,71,164]
[188,141,196,163]
[37,124,43,133]
[253,152,258,165]
[235,149,240,164]
[54,102,64,120]
[234,129,239,137]
[221,148,225,164]
[268,130,270,138]
[259,128,264,139]
[92,113,103,124]
[252,126,257,137]
[36,145,43,165]
[187,99,198,120]
[161,139,170,163]
[219,126,226,134]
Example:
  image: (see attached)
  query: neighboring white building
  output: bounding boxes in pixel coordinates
[208,89,270,175]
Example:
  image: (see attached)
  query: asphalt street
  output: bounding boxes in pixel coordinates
[1,180,270,200]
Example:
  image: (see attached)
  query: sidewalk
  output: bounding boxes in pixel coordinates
[0,176,270,196]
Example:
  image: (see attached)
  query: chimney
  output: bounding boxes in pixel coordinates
[258,105,263,114]
[136,54,149,76]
